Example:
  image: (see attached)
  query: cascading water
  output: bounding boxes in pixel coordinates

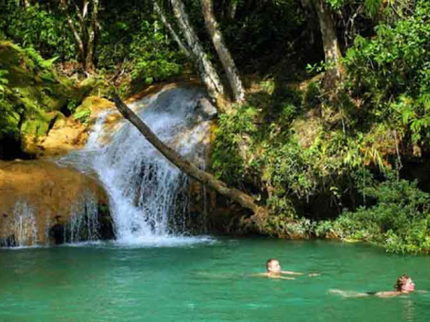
[11,201,38,246]
[63,190,101,243]
[64,86,213,245]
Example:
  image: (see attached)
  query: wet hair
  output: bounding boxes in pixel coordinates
[394,274,410,291]
[266,259,279,271]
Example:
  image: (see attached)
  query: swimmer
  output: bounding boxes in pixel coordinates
[253,259,303,280]
[330,274,416,298]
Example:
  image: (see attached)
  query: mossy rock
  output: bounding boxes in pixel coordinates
[0,41,82,111]
[72,96,114,124]
[21,110,62,137]
[78,76,108,97]
[0,41,95,157]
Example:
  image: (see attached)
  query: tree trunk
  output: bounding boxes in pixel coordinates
[153,0,191,58]
[85,0,99,73]
[60,0,86,70]
[22,0,29,9]
[169,0,225,104]
[112,90,267,220]
[73,1,86,35]
[60,0,99,74]
[226,0,238,20]
[202,0,245,102]
[313,0,343,89]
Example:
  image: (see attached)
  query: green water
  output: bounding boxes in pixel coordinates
[1,239,430,322]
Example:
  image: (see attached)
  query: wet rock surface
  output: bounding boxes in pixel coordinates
[0,160,113,246]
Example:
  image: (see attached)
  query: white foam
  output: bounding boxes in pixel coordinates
[60,235,216,248]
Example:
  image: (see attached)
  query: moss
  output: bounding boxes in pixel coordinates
[72,96,114,123]
[21,110,61,137]
[0,42,82,110]
[0,41,91,156]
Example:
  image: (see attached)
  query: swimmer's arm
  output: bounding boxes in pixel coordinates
[280,270,303,276]
[329,289,370,297]
[374,291,401,298]
[251,273,295,280]
[272,275,296,280]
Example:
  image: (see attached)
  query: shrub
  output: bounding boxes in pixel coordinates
[331,172,430,253]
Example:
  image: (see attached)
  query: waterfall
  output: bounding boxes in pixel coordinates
[10,201,38,247]
[63,191,101,243]
[66,86,213,245]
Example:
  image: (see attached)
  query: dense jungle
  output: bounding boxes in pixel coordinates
[1,0,430,255]
[3,1,430,322]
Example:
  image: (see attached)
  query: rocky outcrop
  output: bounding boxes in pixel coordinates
[0,160,113,246]
[0,41,86,160]
[22,96,115,158]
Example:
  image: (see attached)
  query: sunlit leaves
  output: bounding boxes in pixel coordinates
[0,70,9,94]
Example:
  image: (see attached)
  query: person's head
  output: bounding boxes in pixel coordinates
[394,274,415,292]
[266,259,281,274]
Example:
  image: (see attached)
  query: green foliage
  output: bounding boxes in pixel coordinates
[96,5,185,88]
[73,108,91,124]
[0,3,76,61]
[213,105,259,188]
[0,69,8,94]
[343,0,430,146]
[326,0,384,17]
[320,172,430,253]
[214,6,430,251]
[262,216,314,238]
[128,21,183,84]
[220,0,305,72]
[213,87,369,219]
[0,41,83,145]
[0,69,18,140]
[1,1,183,84]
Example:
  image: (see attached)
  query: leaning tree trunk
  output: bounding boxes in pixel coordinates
[169,0,225,104]
[202,0,245,102]
[153,1,191,58]
[112,90,268,221]
[313,0,343,90]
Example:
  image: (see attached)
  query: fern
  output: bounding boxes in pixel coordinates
[364,0,383,17]
[0,70,9,93]
[24,47,58,70]
[73,109,91,124]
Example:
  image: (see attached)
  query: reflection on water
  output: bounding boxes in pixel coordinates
[403,299,416,322]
